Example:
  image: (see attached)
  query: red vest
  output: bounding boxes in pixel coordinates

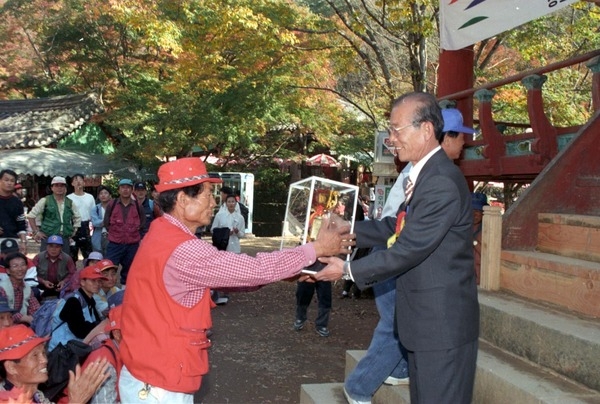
[107,199,142,244]
[120,217,212,393]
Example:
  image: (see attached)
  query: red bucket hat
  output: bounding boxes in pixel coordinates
[0,325,49,361]
[155,158,222,192]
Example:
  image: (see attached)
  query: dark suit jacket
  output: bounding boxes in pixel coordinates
[352,149,479,352]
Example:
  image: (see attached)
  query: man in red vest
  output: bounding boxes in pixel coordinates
[104,179,145,285]
[119,157,352,403]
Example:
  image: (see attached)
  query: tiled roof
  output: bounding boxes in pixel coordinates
[0,93,104,149]
[0,148,137,177]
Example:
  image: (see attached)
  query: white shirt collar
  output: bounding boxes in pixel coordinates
[408,146,441,185]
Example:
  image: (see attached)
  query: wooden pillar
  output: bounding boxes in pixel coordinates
[437,48,475,126]
[523,74,557,164]
[480,205,502,291]
[586,56,600,112]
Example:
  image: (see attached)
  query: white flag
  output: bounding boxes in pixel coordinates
[440,0,579,51]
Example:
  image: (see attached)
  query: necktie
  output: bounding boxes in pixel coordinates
[388,177,413,248]
[404,178,414,204]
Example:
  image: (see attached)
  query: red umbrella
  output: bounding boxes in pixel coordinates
[307,153,341,167]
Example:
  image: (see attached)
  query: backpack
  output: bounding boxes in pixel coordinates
[106,198,145,230]
[31,298,62,338]
[42,339,93,402]
[30,293,88,338]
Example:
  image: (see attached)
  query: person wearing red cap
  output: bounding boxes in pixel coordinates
[91,259,121,317]
[0,325,109,403]
[48,265,107,352]
[119,157,352,402]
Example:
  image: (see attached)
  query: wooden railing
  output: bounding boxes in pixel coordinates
[440,50,600,183]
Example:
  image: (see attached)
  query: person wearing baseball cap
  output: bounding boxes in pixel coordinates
[48,264,108,352]
[27,176,82,255]
[440,108,476,160]
[31,235,76,300]
[118,157,351,402]
[0,324,109,403]
[133,181,162,239]
[103,178,145,286]
[92,259,121,317]
[0,296,15,330]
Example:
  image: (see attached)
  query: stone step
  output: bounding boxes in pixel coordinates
[479,290,600,391]
[299,380,411,404]
[538,213,600,263]
[475,339,600,403]
[344,350,410,404]
[299,382,347,404]
[343,341,600,404]
[500,249,600,317]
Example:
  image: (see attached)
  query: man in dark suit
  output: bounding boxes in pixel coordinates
[315,92,479,403]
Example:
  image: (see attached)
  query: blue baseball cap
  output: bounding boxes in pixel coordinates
[118,179,134,187]
[472,192,489,211]
[442,109,476,134]
[0,296,15,314]
[47,235,63,245]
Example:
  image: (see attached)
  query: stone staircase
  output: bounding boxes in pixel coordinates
[300,213,600,403]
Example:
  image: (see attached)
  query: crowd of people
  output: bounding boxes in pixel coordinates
[0,91,486,404]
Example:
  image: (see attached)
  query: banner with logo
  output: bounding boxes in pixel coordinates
[440,0,578,50]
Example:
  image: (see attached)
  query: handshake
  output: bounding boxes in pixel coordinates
[300,214,355,282]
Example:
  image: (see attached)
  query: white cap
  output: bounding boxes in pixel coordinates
[51,176,67,185]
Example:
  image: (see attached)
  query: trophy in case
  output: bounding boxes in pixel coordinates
[280,177,359,265]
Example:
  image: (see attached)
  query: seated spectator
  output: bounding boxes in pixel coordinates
[84,251,103,268]
[82,305,123,403]
[60,252,105,299]
[0,239,38,290]
[92,259,121,317]
[0,325,109,403]
[48,265,107,351]
[32,235,76,300]
[0,253,39,325]
[0,297,14,330]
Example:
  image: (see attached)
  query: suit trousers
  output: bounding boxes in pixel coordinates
[295,280,332,328]
[407,338,478,404]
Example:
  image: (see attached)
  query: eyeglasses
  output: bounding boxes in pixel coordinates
[9,262,27,269]
[386,123,415,136]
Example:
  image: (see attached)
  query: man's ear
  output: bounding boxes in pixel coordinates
[4,360,18,377]
[421,121,436,142]
[175,190,188,206]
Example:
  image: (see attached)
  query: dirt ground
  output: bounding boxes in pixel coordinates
[194,237,379,404]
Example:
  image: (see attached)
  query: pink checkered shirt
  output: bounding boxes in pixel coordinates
[162,214,316,307]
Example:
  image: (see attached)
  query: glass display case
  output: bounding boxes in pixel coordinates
[281,176,359,256]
